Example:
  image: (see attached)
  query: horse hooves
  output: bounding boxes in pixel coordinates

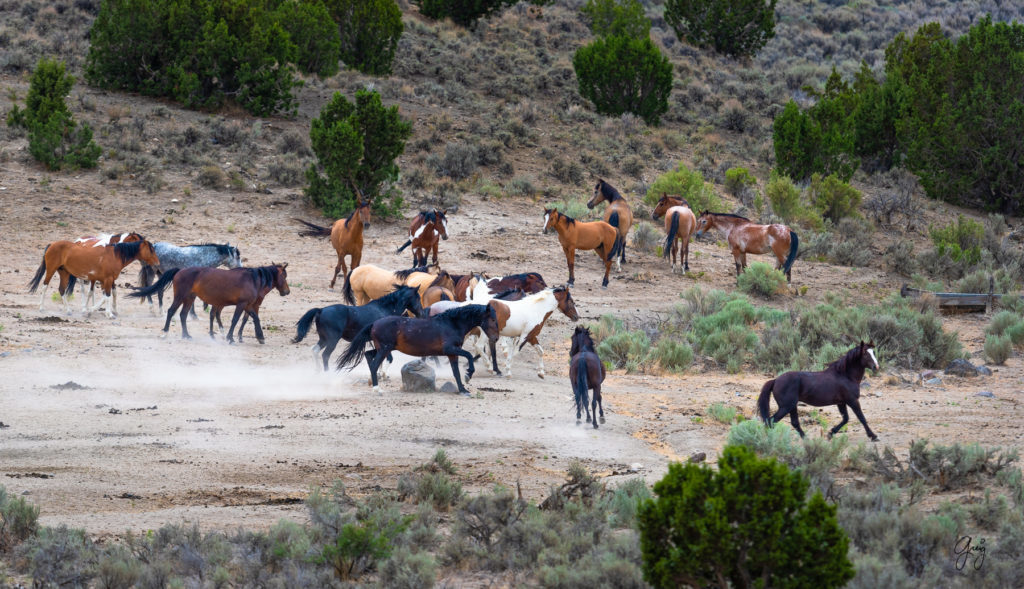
[257,339,265,345]
[592,423,599,430]
[600,416,605,424]
[465,372,473,382]
[458,389,471,396]
[870,435,880,442]
[537,373,544,379]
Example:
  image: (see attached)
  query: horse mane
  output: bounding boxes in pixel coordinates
[598,180,623,201]
[828,345,862,375]
[436,304,488,323]
[492,287,524,300]
[556,211,576,225]
[395,266,431,280]
[429,272,451,287]
[186,243,234,256]
[246,266,278,290]
[113,240,145,264]
[377,284,415,304]
[419,210,438,224]
[572,326,595,349]
[708,212,751,221]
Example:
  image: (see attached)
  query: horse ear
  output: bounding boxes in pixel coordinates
[282,262,288,269]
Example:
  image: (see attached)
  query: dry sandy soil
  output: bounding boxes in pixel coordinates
[1,111,1023,540]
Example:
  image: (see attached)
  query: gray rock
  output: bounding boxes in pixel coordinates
[975,391,995,398]
[439,382,459,394]
[924,377,943,385]
[977,366,993,376]
[401,360,436,392]
[945,358,979,377]
[689,452,706,464]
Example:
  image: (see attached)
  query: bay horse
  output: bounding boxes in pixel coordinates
[336,304,500,396]
[73,231,144,309]
[293,285,424,371]
[542,209,622,288]
[129,264,289,343]
[428,298,509,376]
[758,341,880,440]
[343,264,440,306]
[137,242,242,311]
[294,201,371,288]
[589,179,633,270]
[569,326,606,428]
[396,209,448,267]
[469,272,547,300]
[695,212,799,282]
[28,239,160,318]
[652,193,697,274]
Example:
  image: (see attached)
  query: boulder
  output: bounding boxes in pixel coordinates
[401,360,436,392]
[945,358,979,378]
[439,382,459,394]
[977,365,993,376]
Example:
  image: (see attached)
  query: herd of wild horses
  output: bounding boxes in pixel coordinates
[25,180,877,437]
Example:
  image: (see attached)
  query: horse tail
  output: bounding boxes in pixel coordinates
[293,308,321,344]
[138,264,157,289]
[607,210,620,232]
[440,292,450,301]
[27,247,48,292]
[336,323,373,371]
[758,379,776,426]
[342,270,356,305]
[66,274,77,294]
[607,231,624,263]
[294,218,332,237]
[783,230,799,276]
[574,360,590,415]
[395,239,412,253]
[663,211,680,259]
[128,267,179,298]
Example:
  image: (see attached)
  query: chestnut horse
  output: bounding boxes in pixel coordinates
[759,341,879,440]
[652,193,697,273]
[396,209,448,267]
[337,304,500,395]
[28,239,160,318]
[73,231,144,308]
[129,264,289,343]
[570,326,606,428]
[294,201,371,288]
[589,179,633,270]
[542,209,622,288]
[343,264,439,306]
[695,212,799,282]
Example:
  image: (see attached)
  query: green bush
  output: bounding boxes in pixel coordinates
[773,72,859,183]
[650,339,693,373]
[573,35,672,126]
[597,330,650,371]
[377,547,438,588]
[8,59,100,171]
[929,215,984,266]
[737,262,788,298]
[580,0,649,38]
[630,221,660,254]
[764,172,823,230]
[810,173,862,223]
[0,485,40,553]
[663,0,778,58]
[327,0,404,75]
[985,334,1012,365]
[18,525,98,588]
[415,0,515,28]
[724,167,756,199]
[637,445,854,588]
[643,163,723,212]
[987,311,1022,338]
[306,89,412,218]
[277,0,342,77]
[706,402,739,425]
[725,419,802,462]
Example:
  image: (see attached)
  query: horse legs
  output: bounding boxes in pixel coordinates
[787,406,806,438]
[226,306,245,344]
[431,241,440,266]
[247,309,266,344]
[208,306,222,339]
[563,246,576,287]
[848,399,878,441]
[330,254,345,289]
[320,336,341,372]
[366,346,388,393]
[444,347,476,395]
[594,383,605,425]
[829,403,850,439]
[682,237,691,273]
[524,335,545,379]
[179,297,196,339]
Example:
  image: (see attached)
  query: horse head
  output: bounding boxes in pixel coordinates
[553,285,579,321]
[273,262,290,295]
[587,179,606,209]
[400,285,425,318]
[435,209,449,240]
[123,232,145,243]
[861,340,879,372]
[482,304,500,340]
[227,245,243,268]
[570,325,594,356]
[357,201,371,229]
[542,208,556,234]
[652,194,672,220]
[139,240,161,266]
[694,211,713,237]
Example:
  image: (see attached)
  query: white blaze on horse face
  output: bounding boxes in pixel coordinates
[442,218,448,235]
[867,347,879,371]
[543,213,550,230]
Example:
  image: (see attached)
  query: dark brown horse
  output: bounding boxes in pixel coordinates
[758,341,879,440]
[652,193,697,273]
[294,201,371,288]
[543,209,622,288]
[695,212,799,282]
[569,326,606,428]
[337,304,499,395]
[396,210,448,267]
[476,272,547,299]
[589,179,633,270]
[130,264,290,343]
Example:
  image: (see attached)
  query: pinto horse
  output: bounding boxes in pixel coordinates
[652,193,697,273]
[542,209,622,288]
[28,240,160,318]
[589,179,633,270]
[337,304,499,395]
[129,264,289,343]
[396,209,448,267]
[343,264,440,306]
[695,212,799,281]
[471,272,547,300]
[759,341,880,440]
[570,326,606,428]
[73,231,144,308]
[293,285,424,371]
[294,201,371,288]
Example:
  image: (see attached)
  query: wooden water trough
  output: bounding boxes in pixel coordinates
[899,281,1003,314]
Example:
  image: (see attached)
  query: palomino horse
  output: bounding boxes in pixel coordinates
[343,264,439,306]
[73,231,144,309]
[759,341,880,441]
[396,209,448,267]
[337,304,500,396]
[422,284,455,307]
[28,240,160,318]
[293,285,424,371]
[129,264,289,343]
[695,212,799,281]
[570,326,606,428]
[138,242,242,311]
[652,193,697,273]
[294,201,371,288]
[542,209,622,288]
[589,179,633,270]
[470,282,579,378]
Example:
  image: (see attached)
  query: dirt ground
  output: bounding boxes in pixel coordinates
[2,137,1024,540]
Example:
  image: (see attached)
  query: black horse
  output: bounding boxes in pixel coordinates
[758,341,880,440]
[292,285,424,371]
[569,326,606,428]
[336,304,499,396]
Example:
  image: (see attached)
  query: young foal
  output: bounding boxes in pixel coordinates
[695,212,799,281]
[542,209,621,288]
[588,179,633,270]
[396,209,448,267]
[569,326,606,428]
[652,193,697,273]
[759,341,880,440]
[294,201,371,288]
